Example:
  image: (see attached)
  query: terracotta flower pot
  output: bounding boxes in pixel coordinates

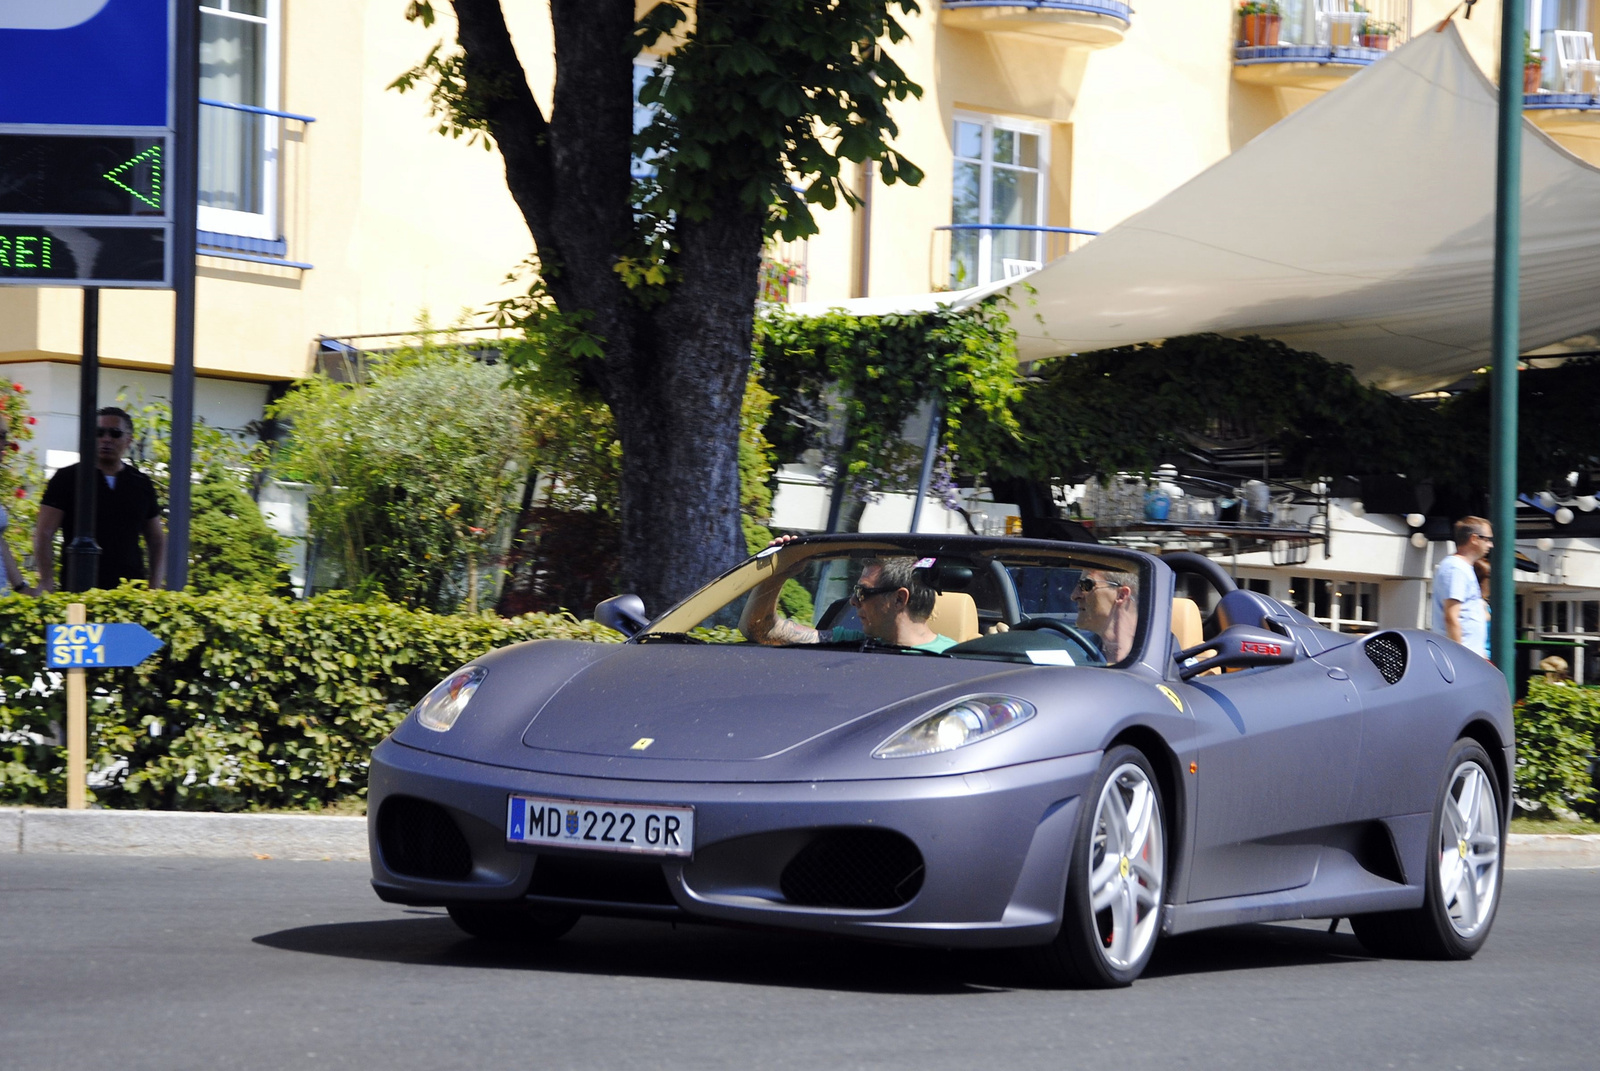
[1360,33,1391,50]
[1240,13,1281,48]
[1524,60,1543,94]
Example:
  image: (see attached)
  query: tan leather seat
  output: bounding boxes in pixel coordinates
[1171,597,1204,651]
[927,591,980,644]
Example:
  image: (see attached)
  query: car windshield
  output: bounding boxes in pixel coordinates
[646,538,1152,668]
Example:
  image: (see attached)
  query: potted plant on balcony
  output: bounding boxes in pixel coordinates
[1239,2,1282,48]
[1524,31,1544,94]
[1360,19,1398,50]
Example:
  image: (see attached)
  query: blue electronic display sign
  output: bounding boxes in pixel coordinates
[0,0,174,288]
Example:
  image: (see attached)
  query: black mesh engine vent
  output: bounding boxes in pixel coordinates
[378,796,473,880]
[1364,633,1408,685]
[779,829,925,909]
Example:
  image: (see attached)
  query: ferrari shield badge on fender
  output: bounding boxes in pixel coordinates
[1157,685,1183,712]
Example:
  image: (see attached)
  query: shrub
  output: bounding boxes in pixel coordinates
[1513,677,1600,817]
[0,587,620,810]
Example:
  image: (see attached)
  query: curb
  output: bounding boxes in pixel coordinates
[2,809,1597,869]
[0,807,367,861]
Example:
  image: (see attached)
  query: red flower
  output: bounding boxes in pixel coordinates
[13,487,23,498]
[10,384,21,392]
[7,442,16,452]
[25,417,35,425]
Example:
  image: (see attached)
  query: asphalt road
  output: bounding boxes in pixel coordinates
[1,857,1595,1071]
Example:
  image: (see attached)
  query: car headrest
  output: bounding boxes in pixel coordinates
[926,591,979,643]
[1171,597,1204,651]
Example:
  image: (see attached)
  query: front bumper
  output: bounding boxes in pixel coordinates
[367,738,1100,948]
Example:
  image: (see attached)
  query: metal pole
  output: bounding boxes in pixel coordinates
[1489,0,1524,690]
[65,289,102,593]
[909,400,942,533]
[166,0,200,590]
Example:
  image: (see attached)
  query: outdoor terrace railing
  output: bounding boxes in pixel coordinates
[933,223,1098,290]
[942,0,1131,22]
[1235,0,1409,69]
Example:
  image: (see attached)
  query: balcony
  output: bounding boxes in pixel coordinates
[932,223,1097,290]
[940,1,1131,48]
[1233,1,1409,91]
[196,98,315,271]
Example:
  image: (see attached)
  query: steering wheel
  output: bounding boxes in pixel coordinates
[1013,617,1104,664]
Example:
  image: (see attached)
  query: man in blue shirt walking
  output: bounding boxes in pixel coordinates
[1431,516,1492,659]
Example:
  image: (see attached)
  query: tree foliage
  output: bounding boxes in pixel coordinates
[1514,677,1600,817]
[268,340,534,612]
[755,301,1022,499]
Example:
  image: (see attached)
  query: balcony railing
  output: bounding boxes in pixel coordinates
[197,98,314,269]
[942,0,1130,21]
[940,1,1130,47]
[933,224,1097,290]
[1235,0,1409,70]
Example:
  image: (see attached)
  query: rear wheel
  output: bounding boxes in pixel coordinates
[1351,739,1502,959]
[1036,745,1166,987]
[446,903,580,945]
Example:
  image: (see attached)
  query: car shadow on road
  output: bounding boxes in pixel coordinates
[254,912,1377,993]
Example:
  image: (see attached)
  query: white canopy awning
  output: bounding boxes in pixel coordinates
[796,23,1600,394]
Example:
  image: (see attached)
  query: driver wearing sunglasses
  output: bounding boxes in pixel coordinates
[741,555,957,652]
[1070,567,1139,662]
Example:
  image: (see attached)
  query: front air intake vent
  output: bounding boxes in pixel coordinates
[779,829,925,909]
[378,796,473,880]
[528,854,675,906]
[1364,633,1408,685]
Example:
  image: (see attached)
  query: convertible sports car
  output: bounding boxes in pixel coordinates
[368,535,1512,986]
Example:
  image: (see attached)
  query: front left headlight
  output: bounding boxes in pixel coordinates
[872,694,1036,759]
[413,666,488,732]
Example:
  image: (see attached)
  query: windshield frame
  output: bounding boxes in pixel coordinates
[646,534,1159,670]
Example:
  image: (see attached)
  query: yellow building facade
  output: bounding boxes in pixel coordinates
[4,0,1598,453]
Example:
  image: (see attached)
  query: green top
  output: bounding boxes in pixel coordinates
[824,627,958,653]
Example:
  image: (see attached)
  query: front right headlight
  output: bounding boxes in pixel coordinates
[872,694,1036,758]
[413,666,488,732]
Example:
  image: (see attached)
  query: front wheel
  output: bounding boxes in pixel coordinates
[1351,738,1503,959]
[1035,745,1166,987]
[447,903,580,946]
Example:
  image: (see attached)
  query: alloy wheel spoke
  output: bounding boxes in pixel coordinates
[1108,886,1134,962]
[1102,782,1131,852]
[1124,780,1154,857]
[1129,853,1161,889]
[1456,768,1483,839]
[1438,850,1466,905]
[1458,861,1480,923]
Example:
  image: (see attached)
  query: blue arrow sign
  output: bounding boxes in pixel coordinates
[46,622,164,668]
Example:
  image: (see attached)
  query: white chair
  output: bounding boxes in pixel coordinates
[1001,258,1041,279]
[1314,0,1365,48]
[1552,31,1600,94]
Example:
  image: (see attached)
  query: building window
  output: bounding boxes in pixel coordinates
[199,0,281,240]
[1288,576,1380,633]
[950,112,1049,288]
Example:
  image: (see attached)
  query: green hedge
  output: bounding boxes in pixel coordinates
[0,588,620,811]
[1514,677,1600,817]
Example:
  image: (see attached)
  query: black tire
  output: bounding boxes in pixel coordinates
[1351,738,1503,960]
[1034,745,1167,987]
[446,903,580,945]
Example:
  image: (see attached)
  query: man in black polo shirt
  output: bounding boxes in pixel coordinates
[34,406,166,592]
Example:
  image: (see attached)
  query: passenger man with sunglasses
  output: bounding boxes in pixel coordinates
[33,407,166,593]
[741,555,957,652]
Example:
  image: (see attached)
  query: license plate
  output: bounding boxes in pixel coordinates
[506,794,694,857]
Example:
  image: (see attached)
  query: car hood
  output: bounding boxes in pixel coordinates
[391,640,1171,783]
[519,644,1002,761]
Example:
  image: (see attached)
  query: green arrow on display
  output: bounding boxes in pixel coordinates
[102,145,162,210]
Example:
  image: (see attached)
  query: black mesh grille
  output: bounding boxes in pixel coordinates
[1364,633,1407,685]
[377,796,473,880]
[528,854,675,906]
[779,829,925,909]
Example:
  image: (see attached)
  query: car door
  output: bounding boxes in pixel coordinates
[1178,655,1362,902]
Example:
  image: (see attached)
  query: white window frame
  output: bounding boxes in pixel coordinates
[950,111,1050,288]
[197,0,282,240]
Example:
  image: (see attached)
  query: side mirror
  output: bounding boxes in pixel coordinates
[1177,624,1298,680]
[595,594,649,637]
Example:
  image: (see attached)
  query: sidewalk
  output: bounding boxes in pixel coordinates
[2,807,1597,867]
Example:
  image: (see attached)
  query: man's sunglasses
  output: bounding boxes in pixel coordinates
[96,427,125,439]
[849,583,899,603]
[1077,577,1115,593]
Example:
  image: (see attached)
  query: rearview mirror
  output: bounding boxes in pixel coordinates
[1177,624,1298,680]
[595,594,649,637]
